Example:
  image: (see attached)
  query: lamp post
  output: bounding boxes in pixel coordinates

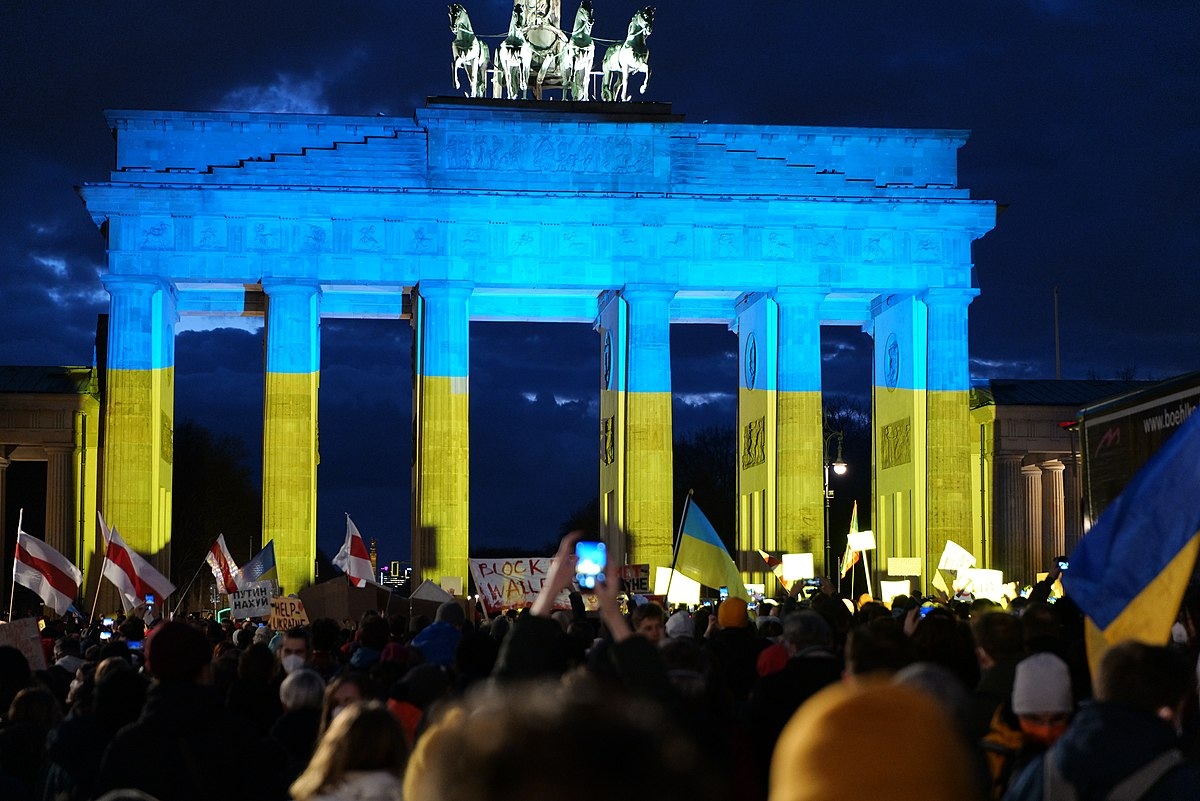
[823,430,848,579]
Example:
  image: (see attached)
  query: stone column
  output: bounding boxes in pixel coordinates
[773,290,825,574]
[44,446,75,561]
[1062,454,1083,553]
[994,454,1025,584]
[411,281,471,585]
[924,288,978,582]
[1020,464,1043,586]
[1041,460,1066,568]
[621,286,674,573]
[262,280,321,594]
[101,276,177,570]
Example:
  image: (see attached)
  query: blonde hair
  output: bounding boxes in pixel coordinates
[289,701,407,801]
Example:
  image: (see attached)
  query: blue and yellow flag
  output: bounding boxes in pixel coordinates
[1065,410,1200,675]
[675,499,749,600]
[241,540,278,584]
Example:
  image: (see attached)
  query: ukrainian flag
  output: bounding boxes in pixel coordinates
[241,540,279,584]
[675,499,749,600]
[1065,411,1200,675]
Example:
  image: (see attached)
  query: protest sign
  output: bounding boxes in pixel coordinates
[960,568,1005,602]
[268,596,309,630]
[469,557,557,612]
[616,564,651,594]
[0,618,47,670]
[887,557,922,576]
[230,580,275,619]
[937,540,977,573]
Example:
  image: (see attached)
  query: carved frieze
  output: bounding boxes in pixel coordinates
[763,229,794,260]
[353,223,384,253]
[194,219,227,250]
[139,218,174,250]
[742,416,766,469]
[812,231,841,261]
[441,133,652,175]
[914,232,941,262]
[248,220,281,251]
[881,416,912,470]
[297,223,331,252]
[863,231,893,263]
[662,227,692,258]
[600,416,615,465]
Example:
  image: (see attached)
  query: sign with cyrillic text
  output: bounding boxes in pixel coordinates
[230,580,275,619]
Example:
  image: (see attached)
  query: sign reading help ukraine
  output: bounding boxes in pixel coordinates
[268,597,309,630]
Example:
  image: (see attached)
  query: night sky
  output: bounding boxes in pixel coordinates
[2,2,1196,567]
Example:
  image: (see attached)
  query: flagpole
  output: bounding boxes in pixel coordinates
[88,512,110,624]
[7,509,22,621]
[665,489,693,603]
[171,542,215,620]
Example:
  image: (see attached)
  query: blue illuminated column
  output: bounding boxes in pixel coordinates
[262,280,321,594]
[774,290,826,574]
[618,286,674,574]
[411,281,472,585]
[101,275,177,573]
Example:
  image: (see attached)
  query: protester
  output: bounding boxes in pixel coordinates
[272,668,326,784]
[290,701,407,801]
[404,680,719,801]
[1003,640,1200,800]
[769,678,985,801]
[318,672,374,735]
[409,601,464,668]
[95,620,288,801]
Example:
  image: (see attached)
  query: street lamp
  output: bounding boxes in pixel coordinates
[824,430,847,579]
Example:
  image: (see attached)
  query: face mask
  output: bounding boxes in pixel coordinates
[281,654,306,674]
[1019,719,1069,746]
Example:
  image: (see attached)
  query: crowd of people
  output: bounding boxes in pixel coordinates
[1,531,1198,801]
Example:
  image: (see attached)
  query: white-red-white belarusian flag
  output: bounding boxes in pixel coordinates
[333,514,374,587]
[98,513,176,611]
[205,533,243,595]
[14,523,82,615]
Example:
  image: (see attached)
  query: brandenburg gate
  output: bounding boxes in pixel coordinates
[80,98,995,595]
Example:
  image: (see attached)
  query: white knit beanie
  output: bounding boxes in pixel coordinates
[1011,652,1073,715]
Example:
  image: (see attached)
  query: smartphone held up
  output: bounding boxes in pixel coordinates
[574,540,606,591]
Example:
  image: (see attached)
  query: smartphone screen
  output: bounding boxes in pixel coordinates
[99,631,112,640]
[719,586,729,601]
[574,540,606,590]
[128,640,143,650]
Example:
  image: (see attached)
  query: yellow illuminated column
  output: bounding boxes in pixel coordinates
[262,281,321,594]
[924,288,977,582]
[620,287,674,574]
[736,295,777,588]
[775,291,826,574]
[872,295,928,586]
[101,276,177,576]
[411,282,471,585]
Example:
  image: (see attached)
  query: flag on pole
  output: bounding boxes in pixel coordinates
[14,526,82,616]
[755,549,791,594]
[839,501,861,579]
[241,540,278,584]
[98,515,176,611]
[675,499,748,600]
[1065,410,1200,675]
[333,514,375,587]
[205,534,243,595]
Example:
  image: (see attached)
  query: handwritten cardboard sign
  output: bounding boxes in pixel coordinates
[469,558,555,612]
[268,597,309,631]
[0,618,47,671]
[616,564,651,594]
[230,580,275,619]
